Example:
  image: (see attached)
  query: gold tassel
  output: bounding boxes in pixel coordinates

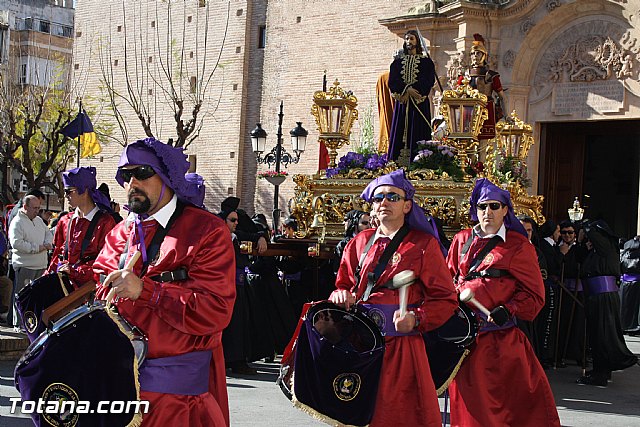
[436,348,471,396]
[289,375,367,427]
[105,307,145,426]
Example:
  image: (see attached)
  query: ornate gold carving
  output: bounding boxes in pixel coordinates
[311,80,359,167]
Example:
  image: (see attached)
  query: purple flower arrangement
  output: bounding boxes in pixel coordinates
[326,152,389,177]
[410,140,464,180]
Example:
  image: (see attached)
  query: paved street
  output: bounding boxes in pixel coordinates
[0,336,638,426]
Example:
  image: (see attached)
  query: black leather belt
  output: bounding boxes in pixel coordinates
[150,268,189,283]
[465,268,510,280]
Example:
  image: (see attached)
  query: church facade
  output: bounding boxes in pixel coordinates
[74,0,640,237]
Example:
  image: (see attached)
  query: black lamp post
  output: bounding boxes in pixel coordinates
[251,101,308,233]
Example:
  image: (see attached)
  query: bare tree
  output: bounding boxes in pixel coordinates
[98,0,230,148]
[0,29,110,204]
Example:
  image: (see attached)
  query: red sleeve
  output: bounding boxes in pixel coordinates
[133,222,236,335]
[332,232,370,298]
[68,213,117,285]
[415,236,457,332]
[46,215,69,274]
[491,74,503,92]
[504,241,545,320]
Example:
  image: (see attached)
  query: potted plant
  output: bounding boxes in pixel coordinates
[258,170,288,186]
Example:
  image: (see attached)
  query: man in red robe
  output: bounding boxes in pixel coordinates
[447,178,560,427]
[47,167,116,287]
[93,138,235,427]
[330,169,457,426]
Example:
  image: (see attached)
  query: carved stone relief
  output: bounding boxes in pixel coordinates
[503,50,516,69]
[546,0,560,12]
[521,18,535,35]
[445,50,467,89]
[532,20,640,103]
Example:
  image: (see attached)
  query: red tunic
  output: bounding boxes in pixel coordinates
[47,210,116,286]
[93,205,236,427]
[446,229,560,427]
[333,228,457,427]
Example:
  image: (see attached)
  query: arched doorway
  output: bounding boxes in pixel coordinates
[539,120,640,239]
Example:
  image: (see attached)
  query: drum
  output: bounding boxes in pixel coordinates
[16,272,76,342]
[278,301,385,427]
[15,303,144,427]
[423,302,478,394]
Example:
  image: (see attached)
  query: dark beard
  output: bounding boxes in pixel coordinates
[128,190,151,214]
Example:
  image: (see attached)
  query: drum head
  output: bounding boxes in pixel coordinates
[293,301,385,426]
[308,301,384,353]
[15,303,140,427]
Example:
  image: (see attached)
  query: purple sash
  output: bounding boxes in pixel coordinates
[476,311,516,333]
[583,276,618,295]
[622,273,640,283]
[360,303,420,337]
[564,278,583,292]
[139,350,211,395]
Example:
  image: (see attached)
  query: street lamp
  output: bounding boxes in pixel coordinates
[568,197,584,222]
[251,101,308,232]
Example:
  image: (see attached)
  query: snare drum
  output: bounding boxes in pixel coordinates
[278,301,385,426]
[15,302,143,427]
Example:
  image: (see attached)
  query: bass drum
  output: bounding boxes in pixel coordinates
[15,303,144,427]
[278,301,385,427]
[423,302,478,395]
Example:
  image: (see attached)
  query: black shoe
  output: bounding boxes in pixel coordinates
[585,370,611,381]
[231,362,258,376]
[577,375,608,387]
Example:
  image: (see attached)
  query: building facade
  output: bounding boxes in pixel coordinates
[0,0,74,210]
[75,0,640,237]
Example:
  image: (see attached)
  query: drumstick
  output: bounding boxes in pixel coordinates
[459,288,491,318]
[106,251,141,307]
[392,270,416,317]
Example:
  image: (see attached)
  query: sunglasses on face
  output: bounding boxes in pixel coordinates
[119,165,157,183]
[560,230,575,235]
[372,192,405,203]
[227,218,238,223]
[63,188,77,196]
[477,202,504,211]
[359,221,369,226]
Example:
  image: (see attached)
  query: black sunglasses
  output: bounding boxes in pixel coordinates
[227,218,238,223]
[477,202,504,211]
[119,165,157,183]
[560,230,575,235]
[372,192,405,203]
[359,220,370,226]
[63,188,77,196]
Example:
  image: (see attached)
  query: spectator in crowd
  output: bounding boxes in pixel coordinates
[8,195,53,331]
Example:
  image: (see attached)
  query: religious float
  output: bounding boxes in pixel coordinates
[290,79,545,251]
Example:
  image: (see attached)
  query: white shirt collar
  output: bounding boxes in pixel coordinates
[473,223,507,242]
[148,194,177,228]
[126,194,177,228]
[72,205,99,221]
[373,226,400,242]
[544,236,556,246]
